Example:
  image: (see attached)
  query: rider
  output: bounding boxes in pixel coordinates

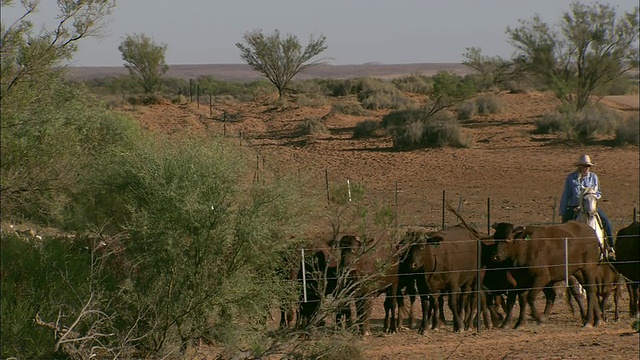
[559,154,615,259]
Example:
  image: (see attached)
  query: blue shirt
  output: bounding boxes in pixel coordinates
[559,171,602,213]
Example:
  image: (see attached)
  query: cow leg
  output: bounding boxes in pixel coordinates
[500,291,518,328]
[437,294,446,327]
[600,289,610,322]
[567,275,587,321]
[542,285,557,316]
[418,294,430,335]
[486,293,504,328]
[384,289,398,334]
[448,288,464,332]
[514,291,528,329]
[580,268,603,327]
[355,297,373,335]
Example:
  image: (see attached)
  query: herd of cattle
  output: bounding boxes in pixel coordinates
[280,218,640,335]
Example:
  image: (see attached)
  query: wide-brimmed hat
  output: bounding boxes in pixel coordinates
[574,154,595,167]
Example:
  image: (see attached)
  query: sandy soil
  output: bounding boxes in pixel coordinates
[126,91,639,360]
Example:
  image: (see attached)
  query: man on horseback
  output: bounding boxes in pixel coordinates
[559,154,615,260]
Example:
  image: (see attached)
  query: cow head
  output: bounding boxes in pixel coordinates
[491,222,525,263]
[337,233,364,271]
[403,230,439,272]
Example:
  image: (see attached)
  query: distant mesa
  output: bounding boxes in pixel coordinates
[362,61,384,65]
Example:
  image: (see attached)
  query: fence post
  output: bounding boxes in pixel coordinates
[209,93,212,118]
[196,84,200,108]
[442,190,445,229]
[301,248,307,303]
[325,169,330,204]
[487,197,491,235]
[564,237,569,288]
[476,234,482,333]
[189,78,193,102]
[395,181,399,228]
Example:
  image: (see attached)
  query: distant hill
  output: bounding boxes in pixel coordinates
[65,63,473,82]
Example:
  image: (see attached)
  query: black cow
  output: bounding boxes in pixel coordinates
[612,221,640,318]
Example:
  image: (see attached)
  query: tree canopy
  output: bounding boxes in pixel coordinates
[507,2,639,110]
[236,29,328,98]
[118,33,168,94]
[0,0,116,100]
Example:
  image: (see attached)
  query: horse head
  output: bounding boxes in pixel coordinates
[579,186,598,217]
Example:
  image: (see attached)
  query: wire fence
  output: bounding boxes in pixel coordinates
[288,229,639,332]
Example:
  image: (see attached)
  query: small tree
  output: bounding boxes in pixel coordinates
[507,2,639,110]
[118,33,168,94]
[236,29,328,98]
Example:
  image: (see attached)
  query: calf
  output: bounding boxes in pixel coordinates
[569,263,623,322]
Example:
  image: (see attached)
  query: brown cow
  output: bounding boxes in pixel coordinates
[487,220,603,327]
[337,233,399,335]
[612,221,640,317]
[404,224,492,333]
[568,262,624,322]
[485,223,585,329]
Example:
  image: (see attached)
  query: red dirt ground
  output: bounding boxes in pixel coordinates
[125,91,639,360]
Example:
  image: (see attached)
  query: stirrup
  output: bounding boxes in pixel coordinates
[607,249,616,261]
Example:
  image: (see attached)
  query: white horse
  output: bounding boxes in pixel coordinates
[575,186,609,260]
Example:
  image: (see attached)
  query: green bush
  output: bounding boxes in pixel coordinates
[614,113,640,145]
[352,119,384,139]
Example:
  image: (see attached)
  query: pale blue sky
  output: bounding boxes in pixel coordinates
[2,0,638,66]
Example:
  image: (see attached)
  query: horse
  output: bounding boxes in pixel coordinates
[575,186,610,260]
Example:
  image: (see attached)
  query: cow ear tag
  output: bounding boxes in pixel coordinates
[524,234,531,241]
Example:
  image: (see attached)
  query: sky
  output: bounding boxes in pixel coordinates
[1,0,638,67]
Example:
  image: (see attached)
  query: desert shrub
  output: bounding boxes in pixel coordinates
[352,119,383,139]
[331,99,369,116]
[127,93,165,105]
[533,105,621,143]
[475,94,502,115]
[171,94,187,104]
[353,77,415,110]
[614,113,640,145]
[294,93,329,107]
[381,107,430,129]
[391,74,432,94]
[457,100,477,120]
[386,109,465,150]
[296,117,329,136]
[290,79,331,97]
[534,112,570,134]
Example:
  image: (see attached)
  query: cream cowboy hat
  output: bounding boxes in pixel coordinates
[574,154,595,167]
